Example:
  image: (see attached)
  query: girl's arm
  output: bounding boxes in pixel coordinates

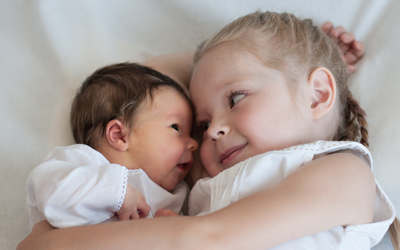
[145,51,194,92]
[18,153,375,250]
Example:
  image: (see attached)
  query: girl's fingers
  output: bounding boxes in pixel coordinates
[347,64,356,74]
[321,21,333,35]
[340,32,355,45]
[330,26,346,38]
[322,22,365,67]
[343,41,365,65]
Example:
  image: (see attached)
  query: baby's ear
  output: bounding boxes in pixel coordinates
[308,67,336,120]
[105,119,129,151]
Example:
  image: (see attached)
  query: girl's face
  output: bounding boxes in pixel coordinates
[190,42,310,177]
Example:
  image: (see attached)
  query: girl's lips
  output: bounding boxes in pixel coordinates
[219,144,247,165]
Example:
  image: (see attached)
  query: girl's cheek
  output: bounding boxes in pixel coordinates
[199,144,208,166]
[200,143,215,177]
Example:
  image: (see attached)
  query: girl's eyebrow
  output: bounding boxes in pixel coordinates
[221,79,247,90]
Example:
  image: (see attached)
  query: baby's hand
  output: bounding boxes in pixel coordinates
[117,184,150,220]
[322,21,365,74]
[154,208,180,217]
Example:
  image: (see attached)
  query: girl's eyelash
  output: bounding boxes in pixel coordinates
[197,121,210,133]
[227,90,247,108]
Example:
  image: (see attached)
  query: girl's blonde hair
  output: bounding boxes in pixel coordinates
[194,10,399,249]
[194,11,368,147]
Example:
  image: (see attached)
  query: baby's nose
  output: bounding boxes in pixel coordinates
[188,138,198,151]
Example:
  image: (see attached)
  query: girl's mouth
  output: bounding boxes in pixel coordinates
[219,143,247,165]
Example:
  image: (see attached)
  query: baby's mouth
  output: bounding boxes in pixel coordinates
[176,161,193,172]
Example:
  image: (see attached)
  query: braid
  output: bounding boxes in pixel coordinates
[337,90,369,148]
[389,217,400,250]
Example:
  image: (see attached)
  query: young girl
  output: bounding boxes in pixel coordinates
[18,12,399,250]
[161,11,397,249]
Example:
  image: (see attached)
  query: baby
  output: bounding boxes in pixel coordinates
[26,63,198,228]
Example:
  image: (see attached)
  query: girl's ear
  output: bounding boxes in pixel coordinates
[105,119,129,151]
[308,67,337,120]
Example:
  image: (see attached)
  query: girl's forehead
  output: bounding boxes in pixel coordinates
[191,43,280,93]
[192,45,249,85]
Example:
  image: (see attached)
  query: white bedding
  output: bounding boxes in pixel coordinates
[1,1,399,249]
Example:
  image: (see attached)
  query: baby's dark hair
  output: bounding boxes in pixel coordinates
[70,62,191,149]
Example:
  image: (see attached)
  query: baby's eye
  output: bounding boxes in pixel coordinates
[170,124,179,131]
[228,91,247,108]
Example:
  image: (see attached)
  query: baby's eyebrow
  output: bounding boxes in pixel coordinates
[165,110,193,122]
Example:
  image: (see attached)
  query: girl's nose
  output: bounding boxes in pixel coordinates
[207,122,230,141]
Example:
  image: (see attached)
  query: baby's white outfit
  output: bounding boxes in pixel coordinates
[189,141,395,250]
[26,144,187,228]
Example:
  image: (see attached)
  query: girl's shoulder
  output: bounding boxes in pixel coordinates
[279,140,372,169]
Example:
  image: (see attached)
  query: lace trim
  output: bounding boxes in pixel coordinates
[281,140,372,168]
[113,167,128,212]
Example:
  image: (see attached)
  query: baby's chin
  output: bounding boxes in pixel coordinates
[158,179,177,192]
[161,183,177,192]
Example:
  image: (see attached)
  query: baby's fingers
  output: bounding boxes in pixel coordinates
[137,199,150,219]
[118,211,135,221]
[155,208,180,217]
[130,210,140,220]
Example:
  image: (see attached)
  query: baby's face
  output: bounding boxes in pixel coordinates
[190,42,309,177]
[126,86,197,191]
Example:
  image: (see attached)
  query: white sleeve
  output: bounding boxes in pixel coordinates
[188,177,212,216]
[26,157,128,228]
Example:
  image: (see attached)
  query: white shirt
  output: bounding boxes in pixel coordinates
[26,144,187,228]
[189,141,395,249]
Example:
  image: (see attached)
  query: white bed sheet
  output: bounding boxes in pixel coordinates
[1,0,399,249]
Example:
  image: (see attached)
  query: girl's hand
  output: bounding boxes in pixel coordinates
[154,208,180,217]
[117,184,150,220]
[322,21,365,74]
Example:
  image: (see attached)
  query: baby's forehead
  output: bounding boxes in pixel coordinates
[140,86,194,115]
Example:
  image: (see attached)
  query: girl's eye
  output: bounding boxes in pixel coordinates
[228,91,246,108]
[200,122,210,131]
[171,124,179,131]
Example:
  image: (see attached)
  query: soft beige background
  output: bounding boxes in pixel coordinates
[1,0,399,249]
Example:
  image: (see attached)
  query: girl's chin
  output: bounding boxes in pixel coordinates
[204,164,223,178]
